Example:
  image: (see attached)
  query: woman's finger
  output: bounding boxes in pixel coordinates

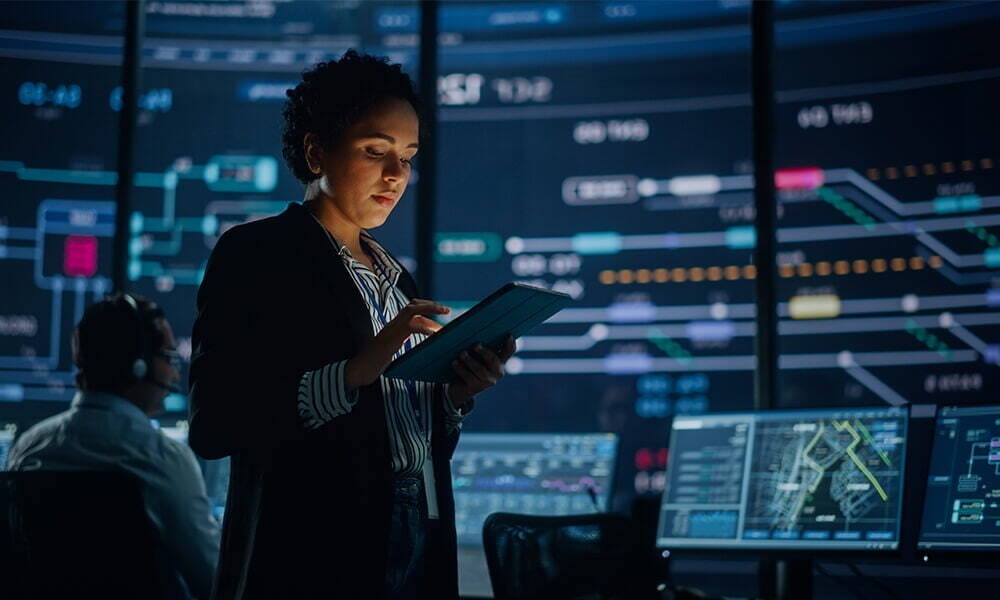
[452,358,482,390]
[408,299,451,313]
[460,350,495,385]
[411,315,443,334]
[499,335,517,361]
[473,344,503,374]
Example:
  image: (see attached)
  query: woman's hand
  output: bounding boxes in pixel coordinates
[344,299,450,390]
[447,335,516,408]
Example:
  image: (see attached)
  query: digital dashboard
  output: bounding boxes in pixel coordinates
[657,407,907,550]
[920,405,1000,551]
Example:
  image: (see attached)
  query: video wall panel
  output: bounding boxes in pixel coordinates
[0,2,125,420]
[773,1,1000,408]
[426,1,755,504]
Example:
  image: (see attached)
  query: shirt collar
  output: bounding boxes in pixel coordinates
[71,390,153,426]
[360,231,402,285]
[307,210,402,285]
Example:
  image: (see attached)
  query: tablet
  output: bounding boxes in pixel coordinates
[384,282,572,383]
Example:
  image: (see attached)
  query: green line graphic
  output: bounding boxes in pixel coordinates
[646,328,693,365]
[855,419,892,467]
[905,319,953,359]
[834,420,888,502]
[817,187,876,231]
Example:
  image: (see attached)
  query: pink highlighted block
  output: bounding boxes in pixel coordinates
[775,167,825,190]
[64,235,98,277]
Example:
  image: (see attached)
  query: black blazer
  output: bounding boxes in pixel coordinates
[188,202,460,599]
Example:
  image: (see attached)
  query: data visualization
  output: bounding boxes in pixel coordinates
[425,0,755,506]
[657,407,907,550]
[452,432,618,545]
[452,432,617,597]
[422,1,1000,505]
[920,405,1000,551]
[773,1,1000,408]
[0,4,123,413]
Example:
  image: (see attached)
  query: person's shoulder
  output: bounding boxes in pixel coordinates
[152,432,203,478]
[19,411,70,438]
[14,410,73,446]
[207,203,306,276]
[5,412,70,467]
[215,203,298,247]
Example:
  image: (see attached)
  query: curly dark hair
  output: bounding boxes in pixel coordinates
[281,50,423,185]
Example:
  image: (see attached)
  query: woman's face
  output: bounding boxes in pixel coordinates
[311,97,419,230]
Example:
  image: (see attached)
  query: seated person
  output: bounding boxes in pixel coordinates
[5,293,220,599]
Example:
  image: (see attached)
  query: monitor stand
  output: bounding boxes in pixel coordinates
[758,558,812,600]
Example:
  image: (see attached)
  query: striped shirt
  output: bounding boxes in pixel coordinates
[297,219,470,476]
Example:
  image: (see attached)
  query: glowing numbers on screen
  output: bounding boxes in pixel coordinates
[634,447,668,494]
[503,234,589,292]
[634,374,709,419]
[434,232,503,261]
[0,315,38,337]
[438,73,485,106]
[924,373,984,393]
[18,82,82,108]
[937,182,976,197]
[377,10,413,29]
[438,74,553,105]
[562,176,639,206]
[491,76,552,104]
[511,253,581,277]
[604,3,638,18]
[797,101,873,129]
[573,119,649,144]
[635,375,670,418]
[110,86,173,112]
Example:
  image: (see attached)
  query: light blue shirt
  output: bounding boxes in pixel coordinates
[5,391,220,599]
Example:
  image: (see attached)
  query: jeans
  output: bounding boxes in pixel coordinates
[386,476,428,600]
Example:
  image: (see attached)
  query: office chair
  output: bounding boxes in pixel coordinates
[0,471,166,600]
[483,511,655,600]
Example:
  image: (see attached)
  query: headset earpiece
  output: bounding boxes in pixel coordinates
[132,357,148,380]
[119,293,151,385]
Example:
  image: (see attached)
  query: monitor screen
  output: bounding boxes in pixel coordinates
[657,406,907,550]
[201,454,231,521]
[452,432,618,597]
[453,432,619,544]
[0,3,123,409]
[772,1,1000,410]
[919,404,1000,551]
[156,419,229,520]
[0,422,18,468]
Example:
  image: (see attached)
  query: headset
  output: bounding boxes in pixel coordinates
[116,293,180,394]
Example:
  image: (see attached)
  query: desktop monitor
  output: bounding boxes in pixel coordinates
[0,422,18,468]
[919,405,1000,552]
[158,420,229,520]
[657,406,908,551]
[453,432,618,597]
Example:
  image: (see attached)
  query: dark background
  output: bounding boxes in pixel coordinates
[1,1,998,598]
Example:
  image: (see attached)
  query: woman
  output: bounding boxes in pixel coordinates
[188,50,514,599]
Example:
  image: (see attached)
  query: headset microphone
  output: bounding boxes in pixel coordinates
[148,378,182,394]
